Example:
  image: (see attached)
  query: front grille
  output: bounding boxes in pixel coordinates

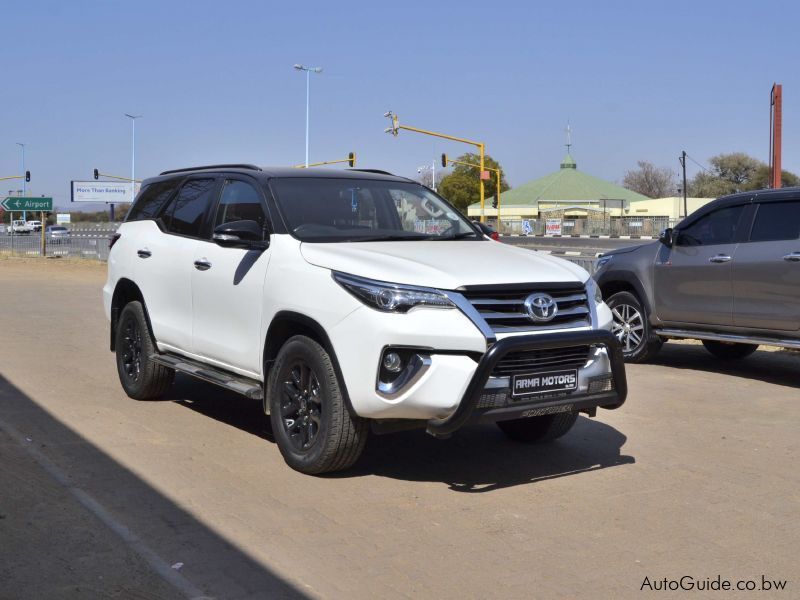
[491,345,591,378]
[459,283,591,333]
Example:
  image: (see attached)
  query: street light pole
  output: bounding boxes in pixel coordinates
[124,114,142,222]
[294,64,323,168]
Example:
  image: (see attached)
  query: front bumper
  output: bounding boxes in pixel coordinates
[425,329,627,437]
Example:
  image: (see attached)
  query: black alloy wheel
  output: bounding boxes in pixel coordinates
[120,314,143,383]
[280,361,323,451]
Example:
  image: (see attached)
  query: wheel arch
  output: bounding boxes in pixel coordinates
[110,279,155,352]
[597,272,652,317]
[263,311,356,416]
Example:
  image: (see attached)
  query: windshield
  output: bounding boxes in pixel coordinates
[269,177,480,242]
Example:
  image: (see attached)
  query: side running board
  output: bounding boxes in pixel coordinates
[151,353,263,400]
[658,328,800,350]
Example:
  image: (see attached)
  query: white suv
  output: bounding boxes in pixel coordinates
[104,165,627,474]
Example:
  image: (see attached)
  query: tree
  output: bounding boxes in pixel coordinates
[622,161,677,198]
[689,152,763,197]
[437,153,510,213]
[415,168,443,191]
[746,165,800,190]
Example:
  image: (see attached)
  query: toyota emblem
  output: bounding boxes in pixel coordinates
[524,293,558,322]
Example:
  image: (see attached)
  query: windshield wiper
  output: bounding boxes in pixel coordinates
[350,234,434,242]
[434,231,479,240]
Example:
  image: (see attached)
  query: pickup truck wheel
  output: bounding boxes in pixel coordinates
[497,411,578,443]
[606,291,663,363]
[268,335,368,475]
[702,340,759,360]
[115,301,174,399]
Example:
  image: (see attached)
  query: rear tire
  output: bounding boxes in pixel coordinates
[606,291,663,363]
[702,340,759,360]
[115,301,174,400]
[268,335,368,474]
[497,411,578,443]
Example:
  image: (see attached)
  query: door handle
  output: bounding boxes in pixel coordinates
[783,252,800,262]
[708,254,731,264]
[137,248,152,258]
[194,259,212,271]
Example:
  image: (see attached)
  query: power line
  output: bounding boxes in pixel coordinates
[684,153,711,173]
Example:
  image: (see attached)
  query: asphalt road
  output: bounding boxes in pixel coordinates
[0,258,798,599]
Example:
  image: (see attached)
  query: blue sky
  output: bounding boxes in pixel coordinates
[1,0,798,210]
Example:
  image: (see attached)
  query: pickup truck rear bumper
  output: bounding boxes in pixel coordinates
[425,330,627,437]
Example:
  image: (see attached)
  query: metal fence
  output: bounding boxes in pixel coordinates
[0,234,111,261]
[497,217,677,237]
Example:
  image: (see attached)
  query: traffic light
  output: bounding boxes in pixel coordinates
[25,171,30,182]
[441,154,448,168]
[348,152,356,167]
[492,196,498,209]
[93,169,99,180]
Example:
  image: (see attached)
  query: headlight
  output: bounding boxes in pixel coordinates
[595,255,613,270]
[585,278,604,305]
[333,272,455,313]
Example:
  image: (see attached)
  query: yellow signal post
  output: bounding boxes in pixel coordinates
[385,112,487,222]
[295,152,357,169]
[93,171,141,182]
[441,154,503,227]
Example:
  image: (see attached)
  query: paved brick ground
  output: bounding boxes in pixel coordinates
[0,258,797,599]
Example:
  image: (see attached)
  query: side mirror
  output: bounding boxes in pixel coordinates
[213,220,269,249]
[659,228,674,247]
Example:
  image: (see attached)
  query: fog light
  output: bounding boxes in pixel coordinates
[382,352,403,372]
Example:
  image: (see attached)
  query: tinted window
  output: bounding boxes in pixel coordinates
[677,205,744,246]
[749,201,800,242]
[162,179,216,238]
[214,180,268,239]
[126,179,180,221]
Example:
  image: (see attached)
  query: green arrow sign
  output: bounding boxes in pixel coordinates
[1,197,53,211]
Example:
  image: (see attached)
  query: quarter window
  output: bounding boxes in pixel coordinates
[162,179,216,238]
[214,180,269,239]
[676,205,744,246]
[126,179,180,222]
[749,201,800,242]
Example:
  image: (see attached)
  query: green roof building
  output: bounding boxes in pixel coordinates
[467,153,649,220]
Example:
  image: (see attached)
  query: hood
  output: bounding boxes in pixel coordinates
[602,241,658,257]
[300,240,588,289]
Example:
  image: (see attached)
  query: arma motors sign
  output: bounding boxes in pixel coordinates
[1,197,53,211]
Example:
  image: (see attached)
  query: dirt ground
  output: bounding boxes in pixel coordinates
[0,257,797,599]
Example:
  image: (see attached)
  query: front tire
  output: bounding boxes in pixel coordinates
[115,301,174,399]
[497,411,579,443]
[606,291,663,363]
[702,340,759,360]
[268,335,368,474]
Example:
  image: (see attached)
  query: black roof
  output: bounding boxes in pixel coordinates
[144,165,412,186]
[679,186,800,226]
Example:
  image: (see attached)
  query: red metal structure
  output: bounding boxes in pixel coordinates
[770,83,782,188]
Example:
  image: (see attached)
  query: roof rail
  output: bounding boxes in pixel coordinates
[347,168,395,176]
[159,164,263,176]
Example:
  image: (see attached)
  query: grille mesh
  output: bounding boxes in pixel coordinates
[491,345,591,378]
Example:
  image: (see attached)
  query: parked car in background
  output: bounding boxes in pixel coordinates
[9,220,33,234]
[594,187,800,362]
[26,220,42,232]
[472,220,500,241]
[46,225,70,243]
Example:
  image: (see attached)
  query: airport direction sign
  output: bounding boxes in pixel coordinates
[2,197,53,211]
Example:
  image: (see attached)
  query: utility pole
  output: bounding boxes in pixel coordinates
[679,151,688,218]
[770,83,782,189]
[16,143,25,221]
[124,114,142,223]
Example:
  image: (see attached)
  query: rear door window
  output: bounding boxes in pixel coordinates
[749,201,800,242]
[162,179,217,238]
[126,178,181,221]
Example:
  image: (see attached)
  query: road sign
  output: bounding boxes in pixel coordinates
[1,197,53,211]
[71,181,139,203]
[480,170,491,180]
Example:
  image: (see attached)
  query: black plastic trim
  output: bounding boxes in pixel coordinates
[425,330,627,437]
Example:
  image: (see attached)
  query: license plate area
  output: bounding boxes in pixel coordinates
[511,368,578,399]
